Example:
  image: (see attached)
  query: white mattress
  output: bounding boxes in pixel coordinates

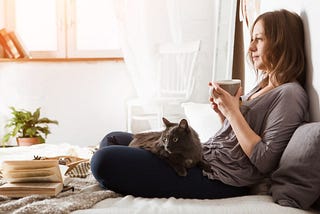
[73,195,318,214]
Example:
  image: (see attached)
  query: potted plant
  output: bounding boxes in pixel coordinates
[2,107,58,146]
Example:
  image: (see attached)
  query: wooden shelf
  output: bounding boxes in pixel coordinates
[0,57,124,63]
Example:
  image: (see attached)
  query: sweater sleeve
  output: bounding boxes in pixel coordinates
[248,84,308,174]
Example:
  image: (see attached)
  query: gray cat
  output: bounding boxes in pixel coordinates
[129,117,211,176]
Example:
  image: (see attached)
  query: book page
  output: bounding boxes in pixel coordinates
[2,160,63,183]
[0,182,62,190]
[3,160,58,170]
[5,174,62,183]
[0,182,63,197]
[4,167,56,178]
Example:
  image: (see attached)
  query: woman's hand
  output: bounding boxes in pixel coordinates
[210,81,261,157]
[209,82,225,124]
[209,82,242,121]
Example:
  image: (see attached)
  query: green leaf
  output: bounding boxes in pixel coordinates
[38,118,59,125]
[2,133,11,143]
[12,124,23,137]
[33,108,41,120]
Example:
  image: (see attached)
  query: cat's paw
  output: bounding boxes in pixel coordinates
[185,159,193,166]
[175,168,187,176]
[198,160,212,173]
[107,136,119,145]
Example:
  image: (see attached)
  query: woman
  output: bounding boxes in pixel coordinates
[91,9,308,199]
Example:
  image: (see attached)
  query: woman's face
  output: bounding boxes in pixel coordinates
[249,20,267,71]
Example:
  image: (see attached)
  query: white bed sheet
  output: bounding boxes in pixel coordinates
[73,195,319,214]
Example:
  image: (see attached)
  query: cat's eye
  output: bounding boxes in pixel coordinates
[173,137,179,142]
[162,137,168,142]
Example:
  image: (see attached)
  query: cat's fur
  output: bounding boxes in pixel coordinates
[128,117,211,176]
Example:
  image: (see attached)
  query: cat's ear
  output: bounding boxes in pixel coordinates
[162,117,172,127]
[179,119,189,131]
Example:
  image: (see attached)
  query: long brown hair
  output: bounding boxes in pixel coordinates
[248,9,306,87]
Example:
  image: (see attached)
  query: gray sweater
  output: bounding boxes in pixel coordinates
[202,82,309,187]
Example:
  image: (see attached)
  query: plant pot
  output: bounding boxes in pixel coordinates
[16,137,42,146]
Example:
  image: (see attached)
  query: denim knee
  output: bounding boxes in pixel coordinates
[90,147,112,188]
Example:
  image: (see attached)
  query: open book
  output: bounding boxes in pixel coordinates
[0,160,68,197]
[0,28,21,59]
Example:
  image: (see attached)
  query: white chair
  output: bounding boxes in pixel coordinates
[127,40,201,132]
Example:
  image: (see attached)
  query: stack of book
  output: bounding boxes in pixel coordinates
[0,160,67,197]
[0,28,30,59]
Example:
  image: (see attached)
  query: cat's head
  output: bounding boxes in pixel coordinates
[160,117,194,153]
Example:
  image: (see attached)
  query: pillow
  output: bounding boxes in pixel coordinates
[270,122,320,210]
[181,102,221,142]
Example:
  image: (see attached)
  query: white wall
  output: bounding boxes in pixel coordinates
[0,61,135,147]
[0,0,216,147]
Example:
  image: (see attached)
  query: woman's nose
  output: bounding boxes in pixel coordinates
[249,41,257,52]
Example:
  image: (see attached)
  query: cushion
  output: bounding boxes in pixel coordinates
[181,102,221,142]
[270,122,320,210]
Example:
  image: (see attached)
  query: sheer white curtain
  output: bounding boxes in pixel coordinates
[114,0,182,98]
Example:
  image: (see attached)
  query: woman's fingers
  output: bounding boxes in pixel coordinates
[212,82,227,96]
[209,82,228,100]
[211,102,220,113]
[235,86,243,98]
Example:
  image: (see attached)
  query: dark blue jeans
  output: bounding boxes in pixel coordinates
[90,131,249,199]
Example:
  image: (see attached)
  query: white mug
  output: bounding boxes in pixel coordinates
[209,79,241,96]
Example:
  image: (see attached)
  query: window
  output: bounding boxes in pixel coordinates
[4,0,122,58]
